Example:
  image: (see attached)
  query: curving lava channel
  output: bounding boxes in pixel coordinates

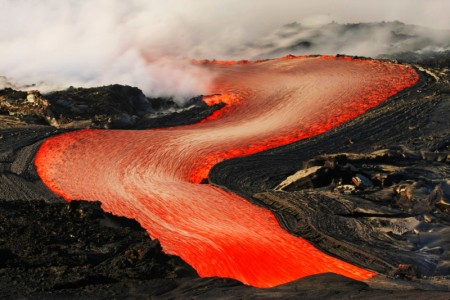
[35,56,418,288]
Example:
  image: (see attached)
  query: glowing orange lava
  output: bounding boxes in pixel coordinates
[35,56,418,288]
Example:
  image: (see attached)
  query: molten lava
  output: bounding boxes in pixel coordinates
[35,56,418,288]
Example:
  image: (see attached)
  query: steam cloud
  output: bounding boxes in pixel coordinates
[0,0,449,101]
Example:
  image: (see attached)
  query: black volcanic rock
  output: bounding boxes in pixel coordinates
[45,85,151,128]
[47,84,151,116]
[0,85,223,129]
[29,273,450,299]
[0,200,197,297]
[253,147,450,277]
[382,50,450,69]
[0,88,27,102]
[0,89,57,126]
[134,101,225,129]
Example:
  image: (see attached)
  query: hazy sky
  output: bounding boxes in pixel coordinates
[200,0,450,30]
[0,0,449,98]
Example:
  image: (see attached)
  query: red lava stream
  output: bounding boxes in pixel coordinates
[35,56,418,288]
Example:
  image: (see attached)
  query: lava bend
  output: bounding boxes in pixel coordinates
[35,56,418,288]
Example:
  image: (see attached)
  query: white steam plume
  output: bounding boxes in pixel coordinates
[0,0,449,101]
[0,0,218,102]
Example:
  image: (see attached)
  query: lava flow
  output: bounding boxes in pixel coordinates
[35,56,418,288]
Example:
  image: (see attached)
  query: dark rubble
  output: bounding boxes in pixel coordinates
[0,84,223,129]
[0,200,197,296]
[255,149,450,277]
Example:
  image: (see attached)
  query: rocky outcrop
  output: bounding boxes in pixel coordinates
[0,85,223,129]
[254,148,450,277]
[0,89,58,126]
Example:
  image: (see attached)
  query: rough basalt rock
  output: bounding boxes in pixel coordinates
[0,85,222,129]
[0,200,197,297]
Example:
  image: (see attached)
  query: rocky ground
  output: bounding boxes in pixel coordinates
[1,53,450,299]
[0,84,223,130]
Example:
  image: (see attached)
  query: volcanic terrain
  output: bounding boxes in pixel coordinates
[1,52,450,299]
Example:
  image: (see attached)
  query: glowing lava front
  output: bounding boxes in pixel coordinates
[35,56,418,288]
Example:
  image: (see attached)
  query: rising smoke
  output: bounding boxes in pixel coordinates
[0,0,449,101]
